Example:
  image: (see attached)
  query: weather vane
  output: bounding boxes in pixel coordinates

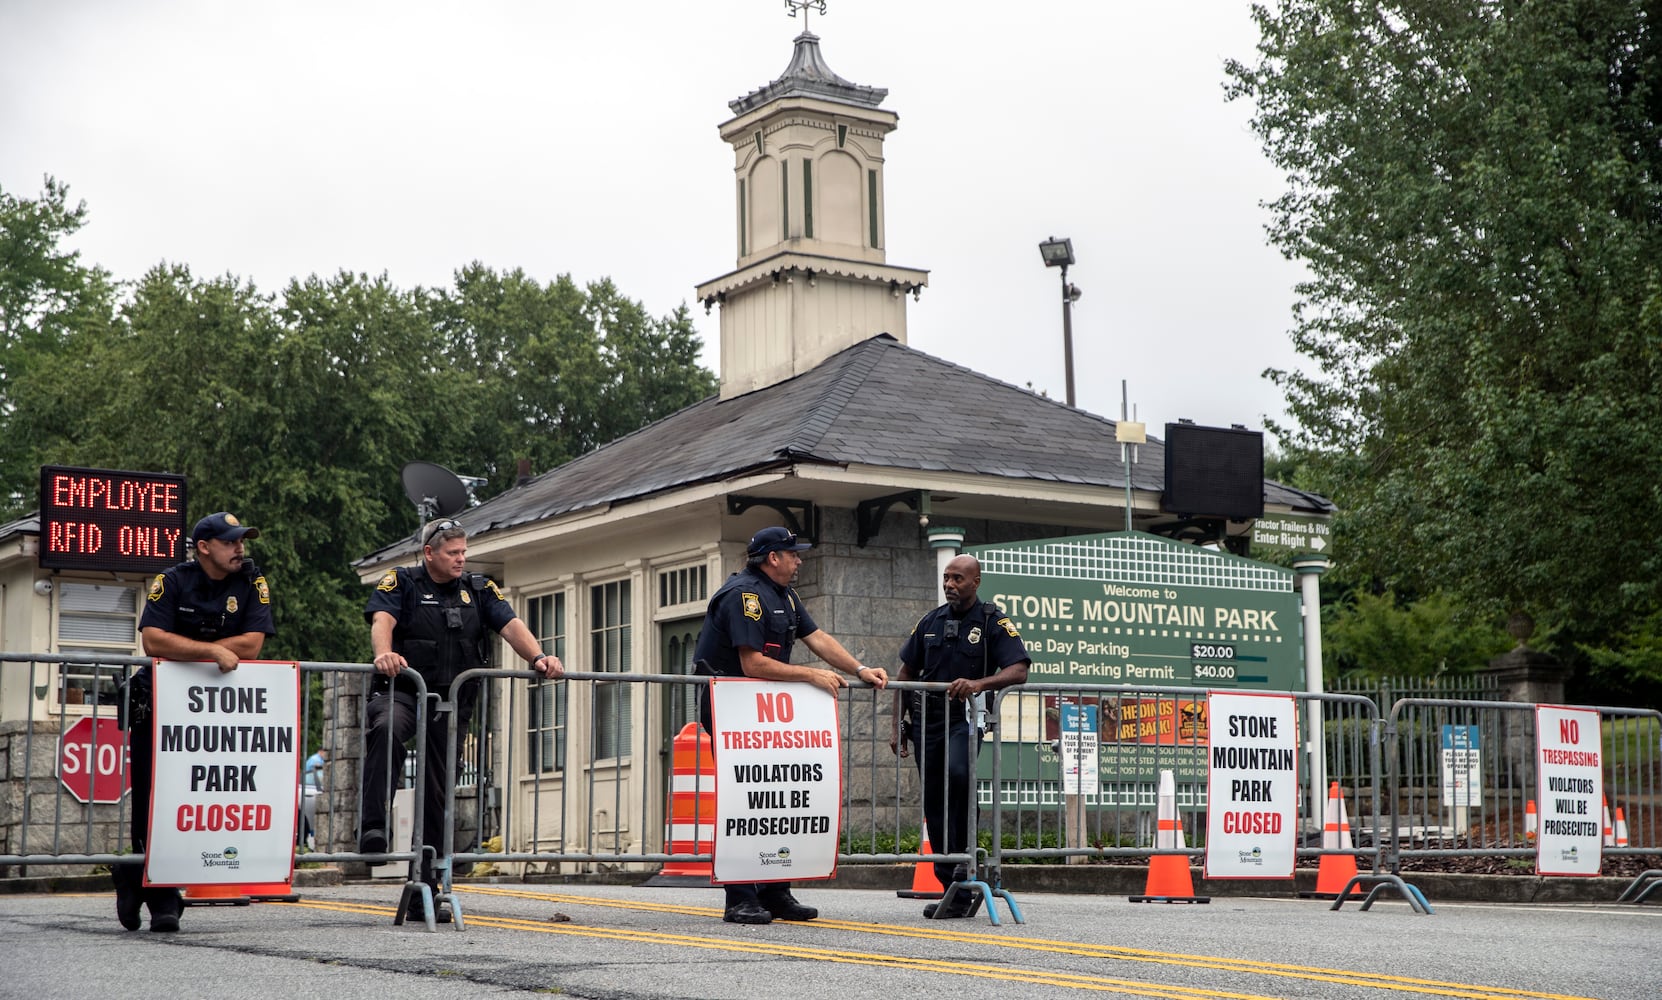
[785,0,827,28]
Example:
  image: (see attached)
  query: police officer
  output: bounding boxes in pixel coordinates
[358,517,563,921]
[890,553,1029,918]
[693,525,888,924]
[124,511,276,932]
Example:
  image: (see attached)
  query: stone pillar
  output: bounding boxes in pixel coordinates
[927,527,965,604]
[1482,616,1570,781]
[1292,555,1329,833]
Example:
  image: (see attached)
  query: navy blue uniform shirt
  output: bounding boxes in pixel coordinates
[365,564,516,690]
[899,601,1028,685]
[693,566,819,677]
[139,560,276,643]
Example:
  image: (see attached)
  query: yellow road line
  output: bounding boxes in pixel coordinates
[456,886,1595,1000]
[288,898,1284,1000]
[286,888,1602,1000]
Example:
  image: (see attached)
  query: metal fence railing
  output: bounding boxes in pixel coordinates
[4,652,1659,927]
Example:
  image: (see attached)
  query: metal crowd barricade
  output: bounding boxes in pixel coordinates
[11,650,1662,927]
[0,651,148,877]
[436,671,964,898]
[984,684,1386,877]
[1382,698,1662,873]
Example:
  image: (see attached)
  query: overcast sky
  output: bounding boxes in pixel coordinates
[2,1,1308,445]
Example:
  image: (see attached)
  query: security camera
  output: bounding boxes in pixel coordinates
[33,579,54,596]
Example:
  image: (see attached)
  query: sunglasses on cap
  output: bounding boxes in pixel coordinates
[422,519,463,545]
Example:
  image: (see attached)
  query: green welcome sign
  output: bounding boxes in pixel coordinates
[972,530,1302,690]
[968,531,1304,801]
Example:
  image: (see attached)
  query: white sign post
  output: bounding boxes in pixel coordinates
[709,679,840,885]
[145,660,300,886]
[1060,699,1100,862]
[1535,705,1603,877]
[1205,691,1298,879]
[1058,699,1100,795]
[1440,724,1482,835]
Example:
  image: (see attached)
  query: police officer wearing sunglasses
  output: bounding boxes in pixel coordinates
[359,518,563,922]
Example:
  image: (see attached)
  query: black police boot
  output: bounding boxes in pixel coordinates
[759,888,818,921]
[145,886,183,932]
[112,865,142,931]
[358,828,388,854]
[722,900,773,924]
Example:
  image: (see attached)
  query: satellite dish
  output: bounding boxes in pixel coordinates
[401,462,470,521]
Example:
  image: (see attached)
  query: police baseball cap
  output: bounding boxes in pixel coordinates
[192,511,260,545]
[747,526,812,558]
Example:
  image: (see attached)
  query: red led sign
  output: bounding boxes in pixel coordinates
[38,466,188,573]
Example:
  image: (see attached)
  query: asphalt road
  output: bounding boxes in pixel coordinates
[1,881,1656,999]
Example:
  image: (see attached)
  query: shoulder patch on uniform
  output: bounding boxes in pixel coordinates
[997,616,1020,638]
[486,579,505,601]
[254,575,270,605]
[147,574,165,602]
[376,570,399,592]
[742,593,762,621]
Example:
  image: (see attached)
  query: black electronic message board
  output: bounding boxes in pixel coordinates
[39,466,188,573]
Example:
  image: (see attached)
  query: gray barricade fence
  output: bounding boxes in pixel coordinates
[984,684,1384,874]
[1382,698,1662,871]
[434,670,974,880]
[0,653,431,877]
[5,653,1659,908]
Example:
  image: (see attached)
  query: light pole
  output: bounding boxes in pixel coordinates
[1038,236,1082,407]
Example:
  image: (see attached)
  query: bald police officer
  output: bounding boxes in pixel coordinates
[891,553,1029,918]
[359,517,563,922]
[694,526,889,924]
[124,511,276,932]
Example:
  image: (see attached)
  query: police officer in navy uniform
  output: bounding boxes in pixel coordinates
[359,517,563,921]
[693,526,889,925]
[124,511,276,933]
[891,553,1029,918]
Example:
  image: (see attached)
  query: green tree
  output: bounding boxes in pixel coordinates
[0,177,117,517]
[423,267,716,498]
[8,234,719,662]
[1228,2,1662,694]
[1324,590,1511,679]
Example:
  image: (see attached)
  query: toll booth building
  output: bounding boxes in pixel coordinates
[346,30,1331,870]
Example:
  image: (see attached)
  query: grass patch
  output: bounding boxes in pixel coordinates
[1604,715,1661,774]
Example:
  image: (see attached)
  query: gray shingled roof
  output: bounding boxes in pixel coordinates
[729,31,888,115]
[359,335,1330,563]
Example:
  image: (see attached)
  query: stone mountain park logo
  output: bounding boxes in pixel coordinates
[200,846,242,869]
[757,846,793,867]
[1235,845,1264,865]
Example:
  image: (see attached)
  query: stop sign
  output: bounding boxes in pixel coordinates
[57,716,132,804]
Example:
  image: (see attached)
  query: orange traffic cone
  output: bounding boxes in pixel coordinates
[1130,770,1208,904]
[1303,781,1361,899]
[1602,797,1615,847]
[1614,807,1630,848]
[1524,799,1537,842]
[897,833,945,899]
[655,722,717,881]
